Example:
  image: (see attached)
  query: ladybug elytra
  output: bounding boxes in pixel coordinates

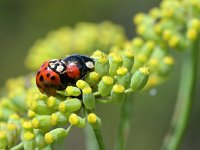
[36,54,95,96]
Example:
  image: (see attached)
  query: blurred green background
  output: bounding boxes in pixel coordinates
[0,0,200,150]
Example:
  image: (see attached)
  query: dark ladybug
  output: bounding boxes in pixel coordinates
[36,54,95,96]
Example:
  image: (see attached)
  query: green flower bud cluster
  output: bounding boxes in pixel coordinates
[123,38,174,88]
[129,0,200,87]
[0,48,151,149]
[127,0,200,93]
[130,0,200,87]
[134,0,200,46]
[25,21,127,70]
[88,50,149,99]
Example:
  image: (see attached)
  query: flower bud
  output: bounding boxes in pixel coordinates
[84,71,100,86]
[28,110,36,118]
[145,75,163,89]
[32,115,52,130]
[8,114,21,132]
[133,13,145,25]
[147,57,158,72]
[150,46,167,60]
[154,23,162,35]
[130,67,149,91]
[30,100,54,115]
[158,56,174,76]
[87,113,102,129]
[45,128,68,144]
[141,41,155,57]
[111,84,125,102]
[162,29,172,41]
[0,97,18,112]
[50,112,70,126]
[168,34,180,48]
[98,76,114,96]
[76,80,90,89]
[186,28,198,41]
[188,18,200,30]
[69,113,85,128]
[9,91,26,112]
[137,22,157,40]
[26,89,47,107]
[0,130,7,149]
[0,107,15,121]
[116,67,131,88]
[92,51,109,76]
[82,87,95,110]
[46,97,61,110]
[137,24,146,36]
[66,86,81,97]
[23,131,35,150]
[131,37,144,51]
[59,98,82,113]
[122,49,134,70]
[6,123,18,148]
[149,7,160,18]
[22,121,33,132]
[35,131,46,149]
[108,53,123,76]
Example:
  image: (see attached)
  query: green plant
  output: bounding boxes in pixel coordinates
[0,0,199,150]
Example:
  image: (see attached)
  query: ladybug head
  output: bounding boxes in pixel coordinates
[48,59,66,74]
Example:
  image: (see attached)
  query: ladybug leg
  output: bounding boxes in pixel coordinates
[81,74,87,79]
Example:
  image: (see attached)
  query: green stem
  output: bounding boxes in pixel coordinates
[115,95,133,150]
[93,91,100,96]
[42,145,53,150]
[125,88,134,94]
[161,41,199,150]
[85,122,99,150]
[83,108,106,150]
[10,142,23,150]
[93,128,106,150]
[66,125,72,132]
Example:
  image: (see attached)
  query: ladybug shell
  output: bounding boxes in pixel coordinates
[36,61,64,96]
[62,54,95,80]
[36,55,95,96]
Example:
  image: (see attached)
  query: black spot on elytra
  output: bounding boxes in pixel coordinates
[37,71,40,76]
[39,75,44,81]
[51,76,56,81]
[46,73,50,77]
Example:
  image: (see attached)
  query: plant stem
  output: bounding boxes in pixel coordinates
[43,145,53,150]
[93,128,106,150]
[115,94,133,150]
[83,108,106,150]
[85,122,99,150]
[125,88,134,94]
[10,142,23,150]
[161,41,199,150]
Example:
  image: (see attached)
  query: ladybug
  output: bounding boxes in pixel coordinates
[36,54,95,96]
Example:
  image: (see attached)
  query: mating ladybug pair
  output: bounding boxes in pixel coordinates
[36,54,95,96]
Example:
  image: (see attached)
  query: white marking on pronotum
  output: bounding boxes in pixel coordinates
[56,65,64,73]
[50,64,55,68]
[86,61,94,69]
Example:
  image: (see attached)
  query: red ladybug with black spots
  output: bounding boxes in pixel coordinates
[36,54,95,96]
